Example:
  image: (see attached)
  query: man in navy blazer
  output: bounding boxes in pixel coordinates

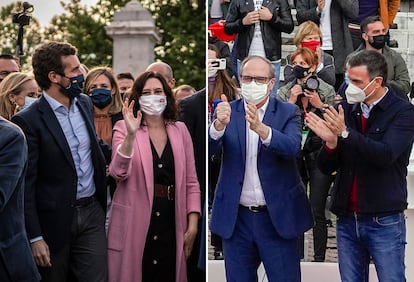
[209,56,313,281]
[306,50,414,281]
[0,117,40,281]
[11,42,110,282]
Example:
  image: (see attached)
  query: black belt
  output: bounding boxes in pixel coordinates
[240,204,267,212]
[72,196,95,208]
[154,184,175,200]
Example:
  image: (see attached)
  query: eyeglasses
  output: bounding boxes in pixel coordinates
[141,89,164,96]
[240,75,270,84]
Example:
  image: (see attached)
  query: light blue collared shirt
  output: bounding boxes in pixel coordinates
[360,87,388,118]
[43,92,95,199]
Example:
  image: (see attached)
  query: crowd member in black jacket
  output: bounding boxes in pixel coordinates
[224,0,294,96]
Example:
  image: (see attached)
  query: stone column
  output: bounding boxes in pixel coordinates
[105,0,161,78]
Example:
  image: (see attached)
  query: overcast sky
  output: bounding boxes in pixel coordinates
[1,0,98,27]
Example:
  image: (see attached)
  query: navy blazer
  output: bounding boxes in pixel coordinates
[0,118,40,281]
[318,89,414,215]
[11,94,110,253]
[209,97,314,239]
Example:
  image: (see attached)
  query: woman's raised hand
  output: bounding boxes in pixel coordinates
[122,98,142,136]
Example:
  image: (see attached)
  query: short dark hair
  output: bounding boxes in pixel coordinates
[32,42,77,90]
[347,50,388,86]
[130,71,177,122]
[117,72,134,81]
[360,15,382,34]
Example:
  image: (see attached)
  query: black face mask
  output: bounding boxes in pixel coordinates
[369,34,386,50]
[293,65,311,79]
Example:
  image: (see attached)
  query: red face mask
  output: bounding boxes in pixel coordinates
[301,40,321,52]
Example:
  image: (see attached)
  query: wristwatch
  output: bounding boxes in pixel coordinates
[340,128,349,139]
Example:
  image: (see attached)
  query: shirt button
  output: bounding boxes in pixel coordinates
[153,260,157,265]
[158,163,163,168]
[153,235,158,240]
[156,212,161,217]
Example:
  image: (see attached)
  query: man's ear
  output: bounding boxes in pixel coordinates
[268,78,275,92]
[374,76,383,87]
[361,32,368,42]
[48,71,60,84]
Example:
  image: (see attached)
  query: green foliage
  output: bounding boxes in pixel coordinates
[43,0,113,68]
[97,0,206,89]
[0,1,42,72]
[140,0,206,89]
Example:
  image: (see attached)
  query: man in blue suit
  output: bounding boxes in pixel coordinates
[209,55,314,281]
[0,117,40,281]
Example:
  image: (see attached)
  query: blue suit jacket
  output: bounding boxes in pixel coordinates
[0,117,40,281]
[209,98,314,239]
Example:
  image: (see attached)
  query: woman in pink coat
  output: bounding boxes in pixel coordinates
[107,71,201,282]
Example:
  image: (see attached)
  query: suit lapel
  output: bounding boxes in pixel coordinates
[260,98,276,153]
[235,100,246,165]
[39,97,75,170]
[76,98,97,146]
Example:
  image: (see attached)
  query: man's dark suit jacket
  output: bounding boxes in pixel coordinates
[0,117,40,281]
[11,94,110,254]
[179,89,206,204]
[179,89,207,282]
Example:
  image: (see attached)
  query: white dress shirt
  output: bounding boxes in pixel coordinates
[209,98,272,206]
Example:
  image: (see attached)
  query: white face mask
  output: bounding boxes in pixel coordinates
[19,96,37,111]
[241,81,269,105]
[139,95,167,116]
[345,79,376,104]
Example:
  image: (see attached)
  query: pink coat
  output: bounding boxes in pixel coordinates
[107,120,201,282]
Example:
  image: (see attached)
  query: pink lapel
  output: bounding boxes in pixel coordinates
[135,126,154,203]
[166,123,184,196]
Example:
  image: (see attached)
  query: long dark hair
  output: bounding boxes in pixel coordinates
[129,71,177,122]
[208,44,238,103]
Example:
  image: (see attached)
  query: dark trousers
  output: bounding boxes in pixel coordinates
[209,159,223,253]
[38,199,107,282]
[305,153,335,261]
[223,207,300,282]
[186,217,206,282]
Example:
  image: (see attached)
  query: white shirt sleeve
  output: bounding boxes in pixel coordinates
[260,126,272,146]
[209,119,226,140]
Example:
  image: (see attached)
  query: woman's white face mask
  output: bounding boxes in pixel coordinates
[139,95,167,116]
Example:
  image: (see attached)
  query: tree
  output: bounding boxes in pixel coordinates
[43,0,113,68]
[139,0,206,89]
[43,0,206,90]
[0,2,43,72]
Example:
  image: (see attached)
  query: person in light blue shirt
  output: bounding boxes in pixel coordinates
[12,42,111,282]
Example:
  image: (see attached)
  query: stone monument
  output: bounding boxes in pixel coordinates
[105,0,161,78]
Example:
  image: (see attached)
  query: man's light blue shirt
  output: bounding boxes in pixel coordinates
[42,92,95,199]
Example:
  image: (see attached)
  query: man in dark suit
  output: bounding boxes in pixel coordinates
[0,117,40,281]
[179,88,206,281]
[11,42,110,282]
[209,56,314,281]
[306,50,414,282]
